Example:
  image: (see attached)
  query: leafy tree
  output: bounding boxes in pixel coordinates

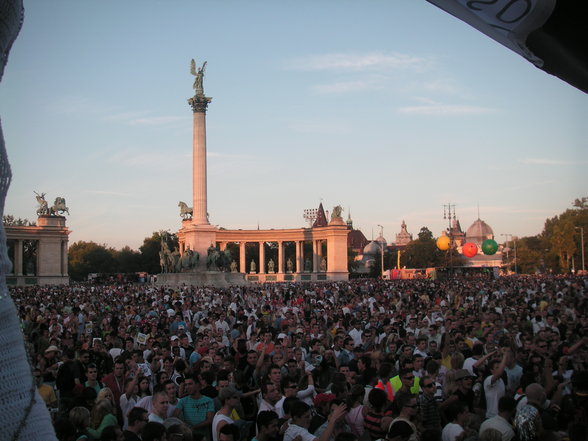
[68,241,117,281]
[513,236,545,274]
[539,200,588,273]
[401,227,446,269]
[114,246,142,274]
[139,231,178,274]
[573,197,588,209]
[3,215,35,226]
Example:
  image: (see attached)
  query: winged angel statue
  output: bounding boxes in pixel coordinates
[191,59,207,95]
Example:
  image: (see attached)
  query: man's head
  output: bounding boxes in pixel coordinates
[525,383,547,407]
[218,386,241,407]
[184,375,201,397]
[86,363,98,381]
[267,364,281,385]
[261,381,281,405]
[256,410,279,439]
[113,360,125,378]
[420,375,436,397]
[152,391,169,417]
[219,424,240,441]
[127,406,148,430]
[386,420,414,441]
[163,380,177,399]
[399,368,414,389]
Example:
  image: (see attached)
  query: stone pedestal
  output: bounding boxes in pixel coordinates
[155,271,247,288]
[179,223,217,271]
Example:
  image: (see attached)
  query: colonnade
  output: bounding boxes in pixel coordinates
[217,239,327,274]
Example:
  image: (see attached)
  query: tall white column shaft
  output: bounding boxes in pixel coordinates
[192,111,209,225]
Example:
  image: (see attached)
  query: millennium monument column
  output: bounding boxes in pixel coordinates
[188,60,212,226]
[179,60,217,270]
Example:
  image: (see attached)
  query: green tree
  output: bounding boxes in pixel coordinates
[3,215,35,226]
[139,231,178,274]
[114,246,142,274]
[513,236,545,274]
[401,227,446,269]
[68,241,117,281]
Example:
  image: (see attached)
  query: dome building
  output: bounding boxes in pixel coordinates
[466,218,494,246]
[462,217,502,268]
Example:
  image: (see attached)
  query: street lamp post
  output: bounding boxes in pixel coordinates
[443,203,456,270]
[576,226,585,273]
[501,233,517,274]
[377,224,384,279]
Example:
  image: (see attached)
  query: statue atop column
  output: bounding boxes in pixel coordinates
[34,192,49,216]
[188,59,212,113]
[190,59,207,96]
[34,192,69,216]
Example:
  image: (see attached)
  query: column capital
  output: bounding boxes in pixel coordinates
[188,95,212,113]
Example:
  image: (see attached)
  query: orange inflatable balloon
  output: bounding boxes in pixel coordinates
[436,236,450,251]
[462,242,478,258]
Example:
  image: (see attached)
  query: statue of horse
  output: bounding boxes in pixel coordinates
[178,201,193,220]
[177,249,199,272]
[50,197,69,216]
[207,249,232,272]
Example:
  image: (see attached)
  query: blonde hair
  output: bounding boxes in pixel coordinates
[91,399,113,429]
[480,428,502,441]
[450,352,464,370]
[96,387,113,404]
[69,406,90,430]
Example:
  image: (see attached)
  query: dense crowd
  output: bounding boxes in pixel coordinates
[10,275,588,441]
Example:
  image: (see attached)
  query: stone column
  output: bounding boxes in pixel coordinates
[278,241,283,273]
[312,240,318,273]
[189,95,212,226]
[259,242,265,274]
[317,240,324,272]
[239,242,246,273]
[296,241,303,273]
[61,240,68,276]
[219,242,227,251]
[15,239,23,276]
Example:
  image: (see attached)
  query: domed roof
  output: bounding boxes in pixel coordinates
[363,241,381,255]
[466,218,494,244]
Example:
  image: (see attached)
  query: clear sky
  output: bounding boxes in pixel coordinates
[1,0,586,250]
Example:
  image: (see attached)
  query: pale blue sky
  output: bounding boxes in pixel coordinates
[1,0,586,250]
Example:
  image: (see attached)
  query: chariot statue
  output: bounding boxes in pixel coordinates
[177,248,199,272]
[50,197,69,216]
[34,191,49,216]
[178,201,193,220]
[207,247,231,272]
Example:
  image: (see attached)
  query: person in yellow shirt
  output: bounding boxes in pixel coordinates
[33,368,57,413]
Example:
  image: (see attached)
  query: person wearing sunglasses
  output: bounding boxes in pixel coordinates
[418,376,442,431]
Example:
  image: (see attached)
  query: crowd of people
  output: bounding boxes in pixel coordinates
[10,274,588,441]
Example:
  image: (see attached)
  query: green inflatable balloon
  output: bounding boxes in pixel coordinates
[482,239,498,255]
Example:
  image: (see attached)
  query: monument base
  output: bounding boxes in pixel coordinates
[154,271,248,288]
